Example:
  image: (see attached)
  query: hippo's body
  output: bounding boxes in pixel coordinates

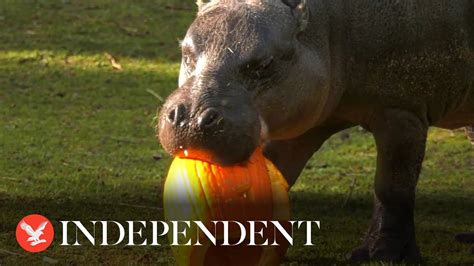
[159,0,474,261]
[325,0,474,130]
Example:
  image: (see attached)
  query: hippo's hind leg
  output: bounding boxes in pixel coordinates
[454,127,474,254]
[263,123,351,187]
[350,109,428,262]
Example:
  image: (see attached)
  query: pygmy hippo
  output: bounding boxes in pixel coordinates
[158,0,474,261]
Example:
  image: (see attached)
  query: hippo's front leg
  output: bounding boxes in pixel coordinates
[351,109,428,262]
[264,124,349,186]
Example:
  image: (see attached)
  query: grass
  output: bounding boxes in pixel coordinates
[0,0,473,264]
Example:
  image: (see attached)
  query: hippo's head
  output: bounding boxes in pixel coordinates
[159,0,331,165]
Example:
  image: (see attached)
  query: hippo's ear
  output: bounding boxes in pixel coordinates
[196,0,211,12]
[282,0,309,32]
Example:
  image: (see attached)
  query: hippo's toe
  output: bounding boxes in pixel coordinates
[348,246,369,261]
[349,238,421,263]
[369,239,421,262]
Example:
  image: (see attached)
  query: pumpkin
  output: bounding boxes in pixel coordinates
[164,147,290,266]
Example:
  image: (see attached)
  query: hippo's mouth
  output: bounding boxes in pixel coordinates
[164,116,268,165]
[161,116,267,166]
[174,146,260,167]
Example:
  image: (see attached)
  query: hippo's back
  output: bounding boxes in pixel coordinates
[346,0,473,56]
[339,0,474,127]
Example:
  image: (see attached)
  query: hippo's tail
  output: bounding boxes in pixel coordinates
[466,127,474,146]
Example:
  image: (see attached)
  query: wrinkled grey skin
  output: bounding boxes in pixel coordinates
[158,0,474,261]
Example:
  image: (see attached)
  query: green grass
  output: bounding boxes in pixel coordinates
[0,0,473,264]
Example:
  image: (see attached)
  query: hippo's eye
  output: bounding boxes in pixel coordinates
[244,56,275,81]
[258,56,274,71]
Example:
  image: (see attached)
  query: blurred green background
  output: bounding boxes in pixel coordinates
[0,0,473,264]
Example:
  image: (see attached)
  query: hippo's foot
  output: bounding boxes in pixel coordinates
[455,232,474,254]
[349,199,421,262]
[350,231,421,262]
[350,235,421,262]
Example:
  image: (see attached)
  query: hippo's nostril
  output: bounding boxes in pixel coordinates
[167,104,186,126]
[197,108,222,128]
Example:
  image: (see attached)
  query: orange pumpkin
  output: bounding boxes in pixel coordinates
[164,147,290,266]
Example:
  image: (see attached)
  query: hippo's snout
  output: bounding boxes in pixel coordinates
[158,86,261,166]
[166,104,222,130]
